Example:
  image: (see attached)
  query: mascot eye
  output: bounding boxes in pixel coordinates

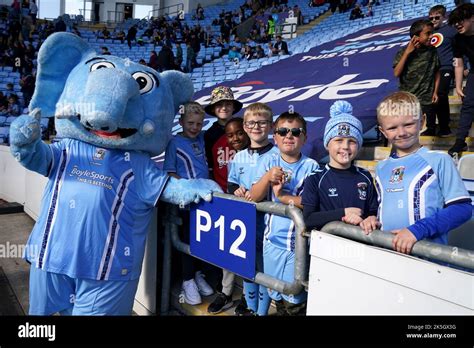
[132,72,155,94]
[90,61,115,71]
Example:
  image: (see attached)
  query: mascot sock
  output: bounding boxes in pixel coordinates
[257,285,271,316]
[243,280,258,312]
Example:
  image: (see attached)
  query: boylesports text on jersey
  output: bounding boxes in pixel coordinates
[69,166,114,190]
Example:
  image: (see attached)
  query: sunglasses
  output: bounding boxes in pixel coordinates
[428,15,441,21]
[274,127,305,137]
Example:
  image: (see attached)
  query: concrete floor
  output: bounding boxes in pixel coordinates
[0,212,34,315]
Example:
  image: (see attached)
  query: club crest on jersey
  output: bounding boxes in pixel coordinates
[389,166,405,183]
[283,170,293,183]
[357,182,367,200]
[93,148,107,161]
[338,124,351,136]
[191,143,202,156]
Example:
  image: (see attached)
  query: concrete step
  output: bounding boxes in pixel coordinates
[170,279,277,316]
[420,136,474,147]
[170,282,241,316]
[296,10,332,36]
[0,199,23,215]
[354,160,377,176]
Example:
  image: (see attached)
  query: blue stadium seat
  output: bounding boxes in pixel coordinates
[0,126,8,144]
[5,116,16,126]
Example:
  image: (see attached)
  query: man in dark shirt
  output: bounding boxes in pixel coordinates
[448,3,474,155]
[274,35,289,55]
[429,5,458,137]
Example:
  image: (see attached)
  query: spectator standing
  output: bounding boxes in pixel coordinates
[29,0,38,24]
[157,45,175,72]
[447,4,474,155]
[126,25,137,49]
[429,5,458,137]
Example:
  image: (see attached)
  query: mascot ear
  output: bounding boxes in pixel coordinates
[30,32,95,116]
[161,70,194,111]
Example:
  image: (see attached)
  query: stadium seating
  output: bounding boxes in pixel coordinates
[458,154,474,199]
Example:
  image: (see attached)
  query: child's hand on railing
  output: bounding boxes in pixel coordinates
[360,215,380,235]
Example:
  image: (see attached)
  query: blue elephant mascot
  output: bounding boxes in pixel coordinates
[9,32,221,315]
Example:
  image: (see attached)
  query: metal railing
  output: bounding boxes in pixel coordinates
[160,192,309,315]
[318,221,474,270]
[277,22,297,39]
[148,3,184,21]
[107,10,124,24]
[160,195,474,315]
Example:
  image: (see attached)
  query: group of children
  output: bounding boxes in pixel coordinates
[160,2,474,317]
[163,81,471,316]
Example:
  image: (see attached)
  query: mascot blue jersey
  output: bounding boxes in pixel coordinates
[253,153,318,251]
[375,147,470,244]
[25,139,169,281]
[228,144,278,190]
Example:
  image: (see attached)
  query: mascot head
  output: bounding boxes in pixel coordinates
[30,32,193,156]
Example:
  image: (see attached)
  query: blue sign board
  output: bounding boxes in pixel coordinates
[190,196,256,280]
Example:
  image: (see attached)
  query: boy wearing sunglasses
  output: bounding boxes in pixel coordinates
[428,5,457,137]
[250,111,318,316]
[301,101,379,233]
[227,103,278,316]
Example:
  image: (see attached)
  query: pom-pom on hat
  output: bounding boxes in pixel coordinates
[323,100,363,148]
[204,86,243,117]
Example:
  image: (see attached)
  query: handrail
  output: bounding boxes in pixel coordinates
[148,3,184,20]
[107,10,124,24]
[161,192,308,313]
[277,22,297,39]
[319,221,474,270]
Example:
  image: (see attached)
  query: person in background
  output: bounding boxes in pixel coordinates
[393,19,440,136]
[447,4,474,155]
[428,5,457,137]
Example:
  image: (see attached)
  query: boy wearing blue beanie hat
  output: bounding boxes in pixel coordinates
[302,100,379,230]
[323,100,363,149]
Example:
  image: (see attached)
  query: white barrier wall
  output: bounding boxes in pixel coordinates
[307,231,474,315]
[0,146,26,205]
[0,145,157,315]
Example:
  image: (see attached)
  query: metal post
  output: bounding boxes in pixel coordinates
[159,205,173,316]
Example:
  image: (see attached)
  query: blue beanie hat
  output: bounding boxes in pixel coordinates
[323,100,363,148]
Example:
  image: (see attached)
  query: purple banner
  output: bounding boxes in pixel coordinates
[194,19,415,160]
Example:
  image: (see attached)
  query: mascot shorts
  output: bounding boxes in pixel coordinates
[263,242,307,305]
[29,266,139,315]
